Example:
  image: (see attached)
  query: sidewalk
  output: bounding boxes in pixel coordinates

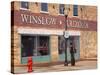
[14,59,97,74]
[80,57,97,61]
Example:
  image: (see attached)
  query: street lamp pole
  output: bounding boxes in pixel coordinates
[64,15,68,66]
[63,7,69,66]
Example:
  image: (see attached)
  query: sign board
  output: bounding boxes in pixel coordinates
[64,31,69,38]
[13,10,97,31]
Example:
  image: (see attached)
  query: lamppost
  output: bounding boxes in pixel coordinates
[63,7,70,66]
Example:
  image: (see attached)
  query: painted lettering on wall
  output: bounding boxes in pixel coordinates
[21,14,88,29]
[21,14,57,25]
[67,19,88,28]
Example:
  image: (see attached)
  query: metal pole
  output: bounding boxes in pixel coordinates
[64,15,68,66]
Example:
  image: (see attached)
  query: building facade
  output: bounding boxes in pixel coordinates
[11,1,97,67]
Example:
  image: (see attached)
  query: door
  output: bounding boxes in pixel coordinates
[58,36,80,61]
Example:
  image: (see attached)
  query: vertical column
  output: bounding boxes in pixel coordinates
[50,35,59,62]
[14,1,20,10]
[33,36,37,56]
[12,26,21,66]
[80,31,97,59]
[29,2,40,13]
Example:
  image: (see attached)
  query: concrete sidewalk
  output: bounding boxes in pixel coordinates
[14,59,97,74]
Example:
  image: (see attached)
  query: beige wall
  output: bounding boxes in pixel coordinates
[78,6,97,21]
[50,35,59,62]
[80,31,97,59]
[11,26,21,66]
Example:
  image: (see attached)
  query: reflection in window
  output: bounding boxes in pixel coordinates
[21,36,34,57]
[59,4,64,14]
[58,36,65,54]
[37,36,49,56]
[21,35,50,57]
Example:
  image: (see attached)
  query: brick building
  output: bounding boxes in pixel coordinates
[11,1,97,69]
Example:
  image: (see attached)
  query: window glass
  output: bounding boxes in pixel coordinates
[73,5,78,16]
[37,36,49,56]
[41,3,48,12]
[21,2,29,9]
[59,4,64,14]
[21,36,34,57]
[58,36,65,54]
[21,35,50,57]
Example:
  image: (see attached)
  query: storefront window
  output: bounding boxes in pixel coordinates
[58,36,65,54]
[37,36,49,56]
[21,35,50,57]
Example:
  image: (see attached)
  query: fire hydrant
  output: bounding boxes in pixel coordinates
[27,57,33,72]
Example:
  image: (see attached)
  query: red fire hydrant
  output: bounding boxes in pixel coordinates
[27,57,33,72]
